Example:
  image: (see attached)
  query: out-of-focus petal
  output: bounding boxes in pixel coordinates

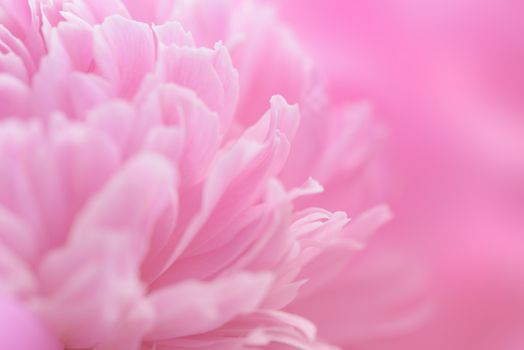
[0,296,61,350]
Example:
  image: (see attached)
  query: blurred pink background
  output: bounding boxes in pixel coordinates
[271,1,524,349]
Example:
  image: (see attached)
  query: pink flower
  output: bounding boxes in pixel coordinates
[0,0,391,349]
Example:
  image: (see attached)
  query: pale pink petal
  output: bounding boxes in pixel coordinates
[36,232,145,348]
[0,120,45,243]
[31,24,112,119]
[62,0,130,25]
[153,21,195,47]
[39,117,121,246]
[0,240,35,297]
[0,206,36,263]
[0,0,32,38]
[151,179,290,285]
[0,73,29,118]
[68,153,177,255]
[94,299,154,350]
[55,20,94,72]
[143,125,184,166]
[156,42,238,132]
[0,296,61,350]
[230,2,312,125]
[243,95,300,143]
[36,153,177,348]
[0,117,121,252]
[146,272,273,340]
[145,137,264,285]
[0,25,36,75]
[122,0,176,24]
[30,32,74,117]
[67,73,113,118]
[0,50,28,81]
[239,310,339,350]
[86,100,141,155]
[141,84,220,186]
[94,15,155,98]
[147,96,297,290]
[0,0,44,61]
[170,0,235,48]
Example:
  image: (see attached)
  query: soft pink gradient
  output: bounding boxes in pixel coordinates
[271,0,524,349]
[2,0,522,349]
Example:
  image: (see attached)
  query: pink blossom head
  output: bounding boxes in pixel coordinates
[0,0,397,349]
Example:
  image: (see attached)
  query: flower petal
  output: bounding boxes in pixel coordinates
[37,153,177,348]
[146,272,273,340]
[0,296,61,350]
[94,15,155,98]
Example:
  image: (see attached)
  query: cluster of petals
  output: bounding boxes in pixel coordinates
[0,0,390,349]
